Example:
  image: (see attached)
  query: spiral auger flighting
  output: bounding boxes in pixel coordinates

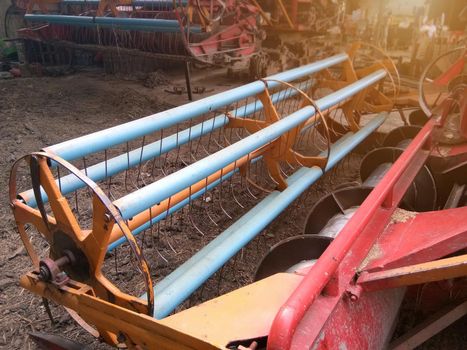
[11,53,397,349]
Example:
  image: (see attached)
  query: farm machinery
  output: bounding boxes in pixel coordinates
[5,0,344,77]
[9,47,467,349]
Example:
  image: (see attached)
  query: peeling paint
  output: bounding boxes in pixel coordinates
[390,208,417,224]
[359,244,382,270]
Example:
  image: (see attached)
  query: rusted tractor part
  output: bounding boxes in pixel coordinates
[10,54,395,349]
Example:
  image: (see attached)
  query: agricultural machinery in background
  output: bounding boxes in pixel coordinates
[3,0,344,77]
[8,40,467,349]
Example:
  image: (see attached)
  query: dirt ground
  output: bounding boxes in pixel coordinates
[0,68,465,350]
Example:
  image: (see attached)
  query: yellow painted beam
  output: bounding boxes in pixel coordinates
[159,273,304,349]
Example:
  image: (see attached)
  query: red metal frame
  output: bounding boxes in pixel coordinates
[268,117,435,349]
[268,88,467,349]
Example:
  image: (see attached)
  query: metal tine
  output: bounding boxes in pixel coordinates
[199,113,216,156]
[229,101,240,142]
[138,163,149,188]
[107,185,119,202]
[174,123,188,168]
[161,196,178,255]
[165,230,178,255]
[156,245,169,265]
[107,175,113,198]
[82,156,89,177]
[102,149,114,196]
[229,160,245,209]
[124,141,131,192]
[243,154,258,199]
[212,122,226,150]
[281,158,294,175]
[74,190,80,217]
[193,114,206,159]
[218,168,233,220]
[162,149,170,176]
[163,196,173,232]
[152,128,165,177]
[262,161,280,187]
[187,118,198,163]
[187,185,205,236]
[202,177,219,227]
[136,136,147,186]
[248,159,273,193]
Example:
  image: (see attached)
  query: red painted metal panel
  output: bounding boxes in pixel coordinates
[268,119,437,350]
[361,207,467,272]
[292,288,405,350]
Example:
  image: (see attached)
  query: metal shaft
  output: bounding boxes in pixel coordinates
[25,14,201,33]
[20,80,313,207]
[43,54,348,162]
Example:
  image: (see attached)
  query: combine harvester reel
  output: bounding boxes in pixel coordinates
[14,0,262,73]
[11,0,346,74]
[9,50,466,349]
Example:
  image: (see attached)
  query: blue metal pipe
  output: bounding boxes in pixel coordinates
[114,70,387,220]
[147,133,354,295]
[20,81,312,207]
[142,113,386,319]
[107,169,235,252]
[61,0,186,6]
[43,53,348,162]
[25,14,201,33]
[107,156,262,251]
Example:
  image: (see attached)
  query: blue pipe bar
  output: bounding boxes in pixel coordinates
[24,14,201,33]
[114,70,387,221]
[61,0,186,6]
[43,53,348,162]
[20,81,312,207]
[107,156,262,251]
[141,113,386,319]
